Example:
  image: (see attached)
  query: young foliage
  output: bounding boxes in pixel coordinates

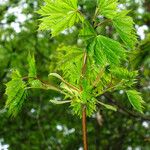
[110,67,138,87]
[29,79,43,89]
[97,101,117,111]
[113,11,137,49]
[71,97,97,117]
[110,67,138,80]
[27,53,44,89]
[55,45,84,85]
[37,0,83,36]
[126,90,145,113]
[79,21,97,41]
[98,0,118,19]
[98,0,137,49]
[49,73,80,92]
[4,0,145,119]
[49,73,97,117]
[36,0,143,116]
[5,70,27,117]
[89,35,126,66]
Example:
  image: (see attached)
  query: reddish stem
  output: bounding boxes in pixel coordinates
[82,105,88,150]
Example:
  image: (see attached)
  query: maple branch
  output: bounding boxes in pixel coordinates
[81,51,88,150]
[22,76,66,94]
[82,105,88,150]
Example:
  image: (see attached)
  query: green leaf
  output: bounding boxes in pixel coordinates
[29,79,43,89]
[110,67,138,88]
[113,10,137,49]
[11,69,22,78]
[98,0,118,19]
[110,67,138,80]
[97,101,117,111]
[49,73,80,92]
[126,90,144,113]
[79,21,96,40]
[55,45,84,85]
[5,70,27,117]
[49,73,65,82]
[60,83,79,96]
[27,53,41,89]
[89,35,126,66]
[71,97,97,117]
[50,99,71,105]
[37,0,83,36]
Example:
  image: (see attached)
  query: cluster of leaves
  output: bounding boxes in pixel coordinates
[37,0,84,37]
[5,70,27,117]
[4,0,145,117]
[98,0,137,49]
[4,54,43,117]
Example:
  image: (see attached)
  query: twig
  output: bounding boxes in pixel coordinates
[22,76,66,95]
[104,94,150,121]
[81,51,88,150]
[94,19,111,29]
[82,105,88,150]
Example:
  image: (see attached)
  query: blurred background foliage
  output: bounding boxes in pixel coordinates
[0,0,150,149]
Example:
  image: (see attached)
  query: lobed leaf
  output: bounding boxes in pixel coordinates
[98,0,118,19]
[110,67,138,80]
[113,10,137,49]
[126,90,144,113]
[55,45,84,85]
[27,53,44,89]
[79,21,97,41]
[37,0,83,36]
[29,79,43,89]
[5,70,27,117]
[89,35,126,66]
